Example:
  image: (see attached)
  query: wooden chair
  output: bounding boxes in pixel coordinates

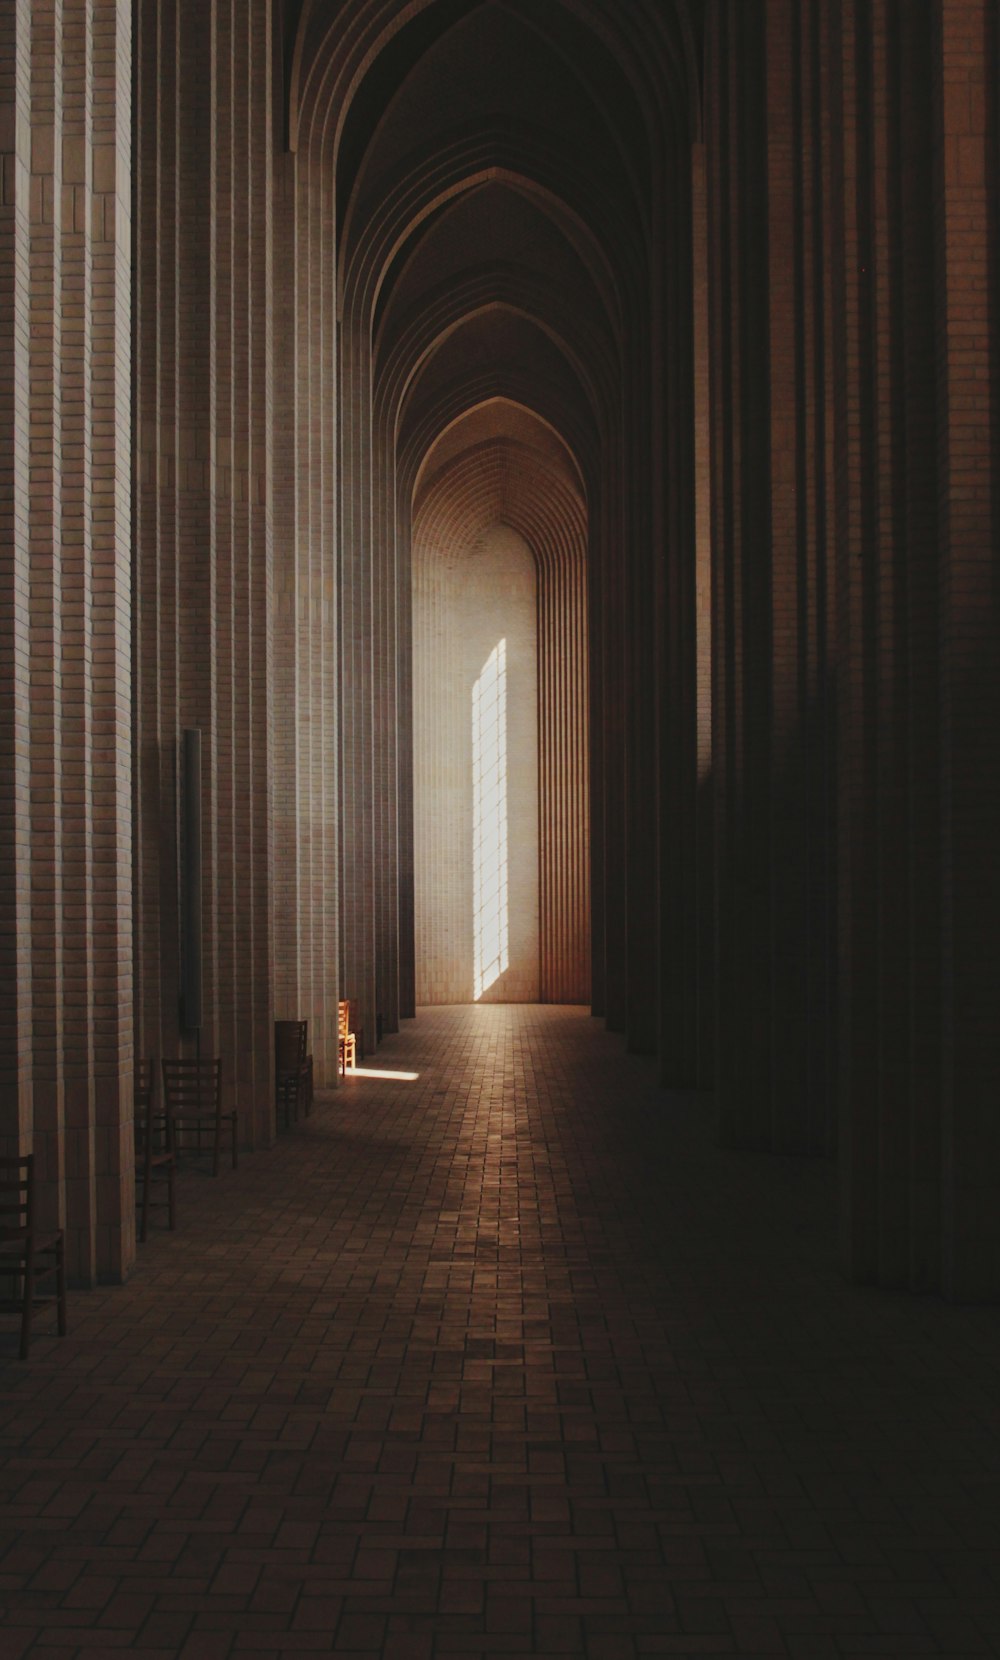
[135,1059,176,1242]
[303,1050,314,1114]
[0,1155,67,1360]
[275,1020,312,1130]
[338,1000,357,1077]
[161,1057,237,1177]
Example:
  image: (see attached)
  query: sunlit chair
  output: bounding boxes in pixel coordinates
[0,1154,67,1359]
[161,1057,237,1177]
[275,1019,312,1130]
[338,1000,357,1077]
[135,1058,176,1241]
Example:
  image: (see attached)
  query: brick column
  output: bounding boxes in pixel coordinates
[270,102,339,1087]
[88,0,133,1277]
[339,323,377,1056]
[0,1,35,1158]
[833,0,952,1293]
[898,1,943,1291]
[656,136,705,1088]
[210,0,275,1146]
[29,0,67,1241]
[707,0,838,1157]
[935,0,1000,1300]
[707,0,775,1151]
[0,0,132,1280]
[766,0,831,1155]
[691,138,715,1089]
[58,0,101,1276]
[135,0,277,1141]
[624,345,659,1055]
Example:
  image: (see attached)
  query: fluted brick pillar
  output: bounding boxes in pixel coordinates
[29,0,67,1248]
[707,0,839,1160]
[656,131,709,1091]
[934,0,1000,1300]
[338,325,377,1056]
[0,0,36,1161]
[691,139,715,1088]
[707,0,778,1152]
[0,0,132,1281]
[270,81,339,1087]
[592,483,627,1033]
[833,0,951,1292]
[624,358,659,1055]
[134,0,276,1145]
[706,0,999,1297]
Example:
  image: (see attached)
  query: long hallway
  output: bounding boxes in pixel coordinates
[2,1007,1000,1657]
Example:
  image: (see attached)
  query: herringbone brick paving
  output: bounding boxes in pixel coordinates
[1,1006,999,1657]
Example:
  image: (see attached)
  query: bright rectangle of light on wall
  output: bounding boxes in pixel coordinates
[473,640,509,1000]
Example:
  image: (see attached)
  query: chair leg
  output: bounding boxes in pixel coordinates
[140,1147,152,1244]
[55,1236,67,1337]
[213,1115,221,1178]
[166,1159,176,1231]
[20,1254,34,1361]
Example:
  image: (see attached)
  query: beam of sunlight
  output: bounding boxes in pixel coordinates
[473,639,509,1000]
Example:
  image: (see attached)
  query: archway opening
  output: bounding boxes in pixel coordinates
[414,526,539,1003]
[411,403,591,1007]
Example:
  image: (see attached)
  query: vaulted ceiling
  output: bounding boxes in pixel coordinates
[283,0,702,537]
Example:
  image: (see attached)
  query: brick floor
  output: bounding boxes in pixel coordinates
[2,1005,1000,1657]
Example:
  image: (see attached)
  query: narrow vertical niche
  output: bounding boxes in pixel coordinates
[414,524,539,1004]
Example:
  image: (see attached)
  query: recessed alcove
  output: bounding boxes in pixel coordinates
[412,402,591,1007]
[414,524,538,1003]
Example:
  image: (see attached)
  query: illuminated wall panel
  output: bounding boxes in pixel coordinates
[414,525,539,1004]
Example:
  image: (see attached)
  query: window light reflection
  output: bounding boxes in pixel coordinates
[473,640,509,1000]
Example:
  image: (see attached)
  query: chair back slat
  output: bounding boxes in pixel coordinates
[134,1059,153,1137]
[0,1155,34,1234]
[0,1151,66,1355]
[275,1021,312,1131]
[160,1056,234,1176]
[162,1058,222,1113]
[337,1001,357,1076]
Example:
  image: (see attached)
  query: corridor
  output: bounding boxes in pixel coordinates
[2,1006,999,1657]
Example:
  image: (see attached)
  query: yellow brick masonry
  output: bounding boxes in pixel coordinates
[0,0,132,1284]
